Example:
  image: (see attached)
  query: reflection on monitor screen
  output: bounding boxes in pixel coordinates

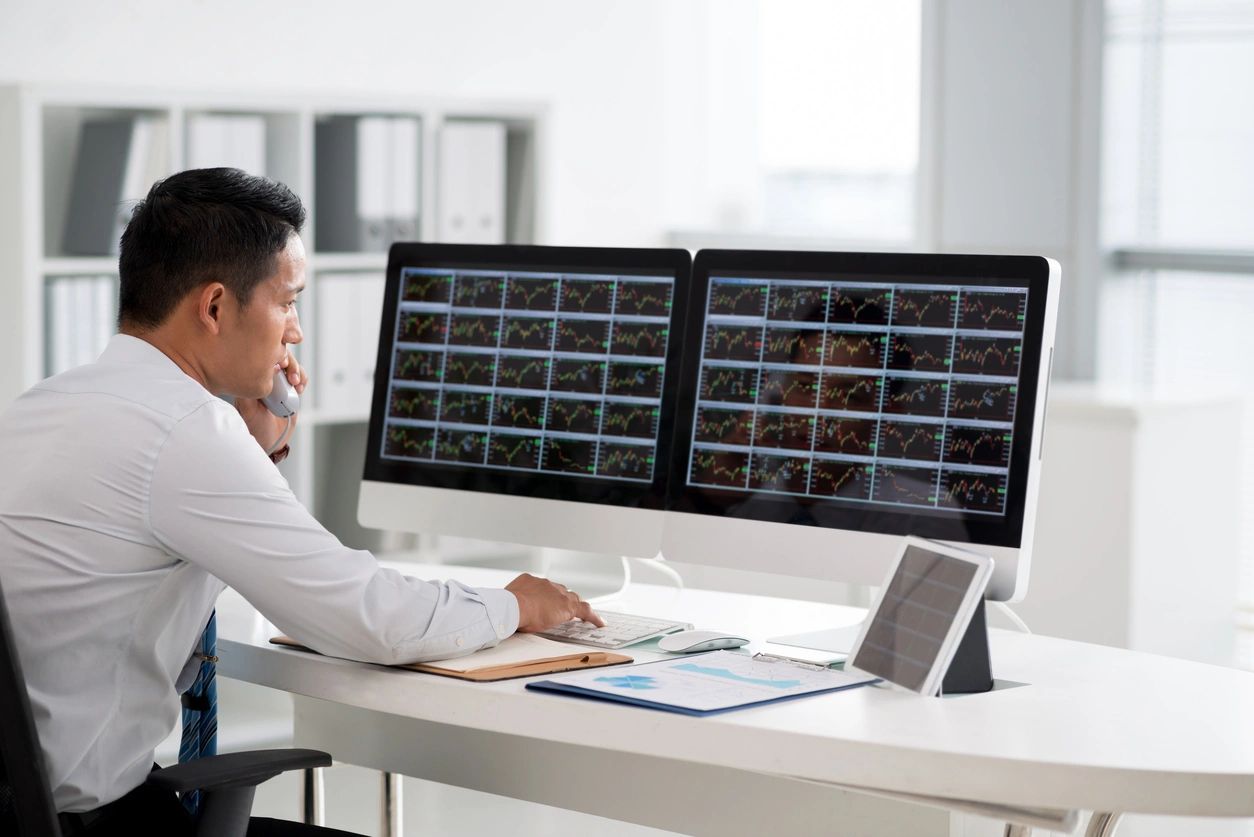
[685,275,1030,518]
[662,250,1057,603]
[380,267,675,485]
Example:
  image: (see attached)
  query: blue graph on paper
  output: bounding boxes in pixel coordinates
[595,674,659,691]
[673,662,801,690]
[541,651,874,713]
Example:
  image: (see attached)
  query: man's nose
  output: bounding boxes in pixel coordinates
[286,308,303,345]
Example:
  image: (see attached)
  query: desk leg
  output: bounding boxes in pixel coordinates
[1003,825,1032,836]
[382,771,403,837]
[302,767,325,826]
[1085,812,1122,837]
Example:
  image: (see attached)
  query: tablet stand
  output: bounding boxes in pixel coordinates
[940,599,993,695]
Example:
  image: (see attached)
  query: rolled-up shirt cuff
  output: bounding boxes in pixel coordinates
[475,586,520,640]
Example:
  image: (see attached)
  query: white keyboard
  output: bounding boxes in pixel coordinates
[538,611,693,649]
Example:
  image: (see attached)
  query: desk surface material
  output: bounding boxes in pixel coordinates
[216,564,1254,821]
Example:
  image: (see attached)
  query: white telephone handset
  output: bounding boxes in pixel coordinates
[262,368,300,418]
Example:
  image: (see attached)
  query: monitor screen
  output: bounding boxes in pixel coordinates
[361,245,1056,598]
[668,250,1053,550]
[364,244,691,511]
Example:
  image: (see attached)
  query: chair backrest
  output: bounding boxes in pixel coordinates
[0,576,62,836]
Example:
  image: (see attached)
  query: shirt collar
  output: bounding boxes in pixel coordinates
[98,334,195,380]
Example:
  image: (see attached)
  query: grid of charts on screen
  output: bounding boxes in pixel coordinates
[688,276,1029,515]
[381,267,674,483]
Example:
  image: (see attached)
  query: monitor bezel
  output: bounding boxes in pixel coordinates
[666,249,1053,550]
[363,243,692,513]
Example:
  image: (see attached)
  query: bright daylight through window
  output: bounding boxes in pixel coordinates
[1100,0,1254,667]
[757,0,921,242]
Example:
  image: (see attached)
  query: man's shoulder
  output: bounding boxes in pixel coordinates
[33,359,224,425]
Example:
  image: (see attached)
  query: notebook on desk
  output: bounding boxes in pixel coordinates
[269,634,632,682]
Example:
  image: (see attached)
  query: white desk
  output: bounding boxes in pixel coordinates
[216,565,1254,837]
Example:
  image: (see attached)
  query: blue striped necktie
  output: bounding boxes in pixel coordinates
[178,610,218,816]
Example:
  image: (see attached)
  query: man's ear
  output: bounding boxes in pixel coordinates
[197,283,228,335]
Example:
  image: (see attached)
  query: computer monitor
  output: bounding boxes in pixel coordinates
[662,250,1059,603]
[358,244,691,557]
[358,245,1058,609]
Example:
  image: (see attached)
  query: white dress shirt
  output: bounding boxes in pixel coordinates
[0,334,519,812]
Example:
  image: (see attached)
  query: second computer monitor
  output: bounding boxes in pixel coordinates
[663,250,1059,602]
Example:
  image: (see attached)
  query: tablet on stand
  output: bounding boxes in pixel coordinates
[846,536,994,697]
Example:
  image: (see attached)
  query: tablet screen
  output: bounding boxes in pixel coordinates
[849,543,986,693]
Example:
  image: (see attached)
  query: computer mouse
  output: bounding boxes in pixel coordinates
[657,630,750,654]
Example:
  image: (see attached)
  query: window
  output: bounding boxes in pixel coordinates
[757,0,921,241]
[1100,0,1254,667]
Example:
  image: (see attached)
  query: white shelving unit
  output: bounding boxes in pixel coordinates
[0,84,545,549]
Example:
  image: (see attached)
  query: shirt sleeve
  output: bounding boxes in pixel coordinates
[147,401,519,665]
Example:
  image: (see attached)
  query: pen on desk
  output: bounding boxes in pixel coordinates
[752,652,831,671]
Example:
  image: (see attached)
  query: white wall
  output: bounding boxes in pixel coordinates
[0,0,1100,377]
[0,0,742,247]
[926,0,1103,381]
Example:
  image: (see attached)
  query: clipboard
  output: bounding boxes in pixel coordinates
[526,650,876,715]
[268,635,632,682]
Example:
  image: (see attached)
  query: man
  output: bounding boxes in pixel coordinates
[0,168,601,835]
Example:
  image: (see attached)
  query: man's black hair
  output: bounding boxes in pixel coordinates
[118,168,306,329]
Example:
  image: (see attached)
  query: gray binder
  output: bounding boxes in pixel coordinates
[62,119,133,256]
[315,116,420,252]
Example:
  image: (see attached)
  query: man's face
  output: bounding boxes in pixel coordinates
[222,235,306,399]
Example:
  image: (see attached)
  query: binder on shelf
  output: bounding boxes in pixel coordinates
[314,116,420,252]
[44,275,118,376]
[186,113,267,174]
[357,116,390,251]
[389,117,420,242]
[94,277,116,360]
[313,272,357,412]
[438,121,506,244]
[505,129,536,244]
[314,272,386,416]
[70,278,92,371]
[47,278,73,377]
[358,273,387,404]
[62,116,167,256]
[270,633,631,682]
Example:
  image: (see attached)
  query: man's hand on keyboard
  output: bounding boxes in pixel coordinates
[506,573,606,633]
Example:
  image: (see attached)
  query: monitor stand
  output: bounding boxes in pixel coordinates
[537,549,686,603]
[537,548,631,601]
[769,600,994,695]
[768,625,863,654]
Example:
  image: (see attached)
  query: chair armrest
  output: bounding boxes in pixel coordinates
[146,749,331,794]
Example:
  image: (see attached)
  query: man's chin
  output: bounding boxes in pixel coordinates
[234,383,272,403]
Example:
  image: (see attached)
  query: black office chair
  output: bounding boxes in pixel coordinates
[0,578,331,836]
